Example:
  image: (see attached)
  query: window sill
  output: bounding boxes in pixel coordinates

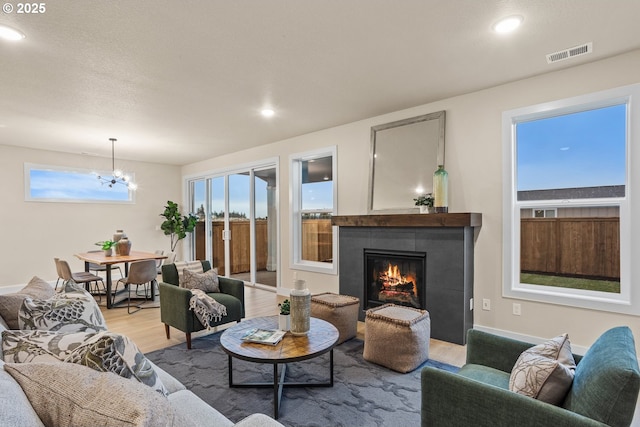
[291,260,337,275]
[503,283,636,315]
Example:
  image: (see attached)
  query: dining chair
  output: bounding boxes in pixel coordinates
[54,257,64,290]
[55,258,106,302]
[114,259,158,314]
[87,249,123,280]
[148,249,164,296]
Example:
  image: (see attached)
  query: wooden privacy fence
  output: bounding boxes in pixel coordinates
[520,217,620,280]
[301,219,333,263]
[195,221,267,275]
[195,219,333,275]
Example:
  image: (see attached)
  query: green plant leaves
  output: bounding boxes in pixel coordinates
[159,200,198,251]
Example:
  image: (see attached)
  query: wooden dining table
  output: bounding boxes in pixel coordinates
[74,250,167,309]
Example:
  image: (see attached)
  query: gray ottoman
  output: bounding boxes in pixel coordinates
[363,303,431,373]
[310,292,360,344]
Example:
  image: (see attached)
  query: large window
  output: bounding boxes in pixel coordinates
[25,163,134,203]
[503,84,640,314]
[290,147,337,274]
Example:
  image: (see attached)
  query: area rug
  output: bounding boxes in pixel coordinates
[146,332,459,427]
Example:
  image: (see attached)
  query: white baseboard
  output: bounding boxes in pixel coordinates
[473,324,590,355]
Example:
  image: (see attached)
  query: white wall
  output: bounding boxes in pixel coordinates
[0,145,182,287]
[183,49,640,351]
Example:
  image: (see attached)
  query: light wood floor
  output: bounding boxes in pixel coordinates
[100,285,467,367]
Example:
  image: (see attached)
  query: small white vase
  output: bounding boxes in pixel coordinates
[104,248,113,257]
[419,206,433,214]
[278,314,290,331]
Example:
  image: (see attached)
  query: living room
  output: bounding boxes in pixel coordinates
[1,1,640,426]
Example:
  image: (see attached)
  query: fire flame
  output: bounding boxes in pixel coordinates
[379,263,416,288]
[374,261,420,308]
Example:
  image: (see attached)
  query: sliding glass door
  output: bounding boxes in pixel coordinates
[189,161,278,288]
[254,166,277,287]
[211,177,225,274]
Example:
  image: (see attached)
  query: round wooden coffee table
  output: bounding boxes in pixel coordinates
[220,316,339,419]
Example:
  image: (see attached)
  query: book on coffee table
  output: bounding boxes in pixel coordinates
[241,328,286,345]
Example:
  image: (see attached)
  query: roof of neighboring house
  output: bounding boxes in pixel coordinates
[517,185,625,201]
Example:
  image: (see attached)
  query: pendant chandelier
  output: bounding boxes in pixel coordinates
[97,138,137,190]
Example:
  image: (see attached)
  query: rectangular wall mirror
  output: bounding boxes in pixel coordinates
[368,111,446,213]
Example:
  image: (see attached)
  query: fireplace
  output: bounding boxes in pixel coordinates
[364,249,426,310]
[333,213,482,345]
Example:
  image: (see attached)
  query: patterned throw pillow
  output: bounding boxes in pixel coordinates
[2,330,96,363]
[0,276,55,329]
[18,282,107,333]
[181,268,220,293]
[64,331,168,396]
[509,333,576,405]
[175,261,204,285]
[4,362,177,427]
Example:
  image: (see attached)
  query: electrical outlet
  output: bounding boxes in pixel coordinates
[513,303,521,316]
[482,298,491,311]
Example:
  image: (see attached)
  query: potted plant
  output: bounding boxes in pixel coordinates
[159,201,198,252]
[414,193,434,214]
[278,299,290,331]
[96,240,117,257]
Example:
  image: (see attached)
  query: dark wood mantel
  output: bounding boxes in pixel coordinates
[331,213,482,228]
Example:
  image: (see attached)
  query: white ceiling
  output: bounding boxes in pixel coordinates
[1,0,640,166]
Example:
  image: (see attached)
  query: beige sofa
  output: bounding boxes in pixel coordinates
[0,279,284,427]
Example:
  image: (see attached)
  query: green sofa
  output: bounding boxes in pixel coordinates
[422,327,640,427]
[159,261,245,349]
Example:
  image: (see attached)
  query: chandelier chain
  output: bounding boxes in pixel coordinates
[97,138,137,190]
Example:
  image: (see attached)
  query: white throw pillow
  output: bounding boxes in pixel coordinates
[509,333,576,405]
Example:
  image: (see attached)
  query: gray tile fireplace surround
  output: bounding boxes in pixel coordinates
[333,213,481,345]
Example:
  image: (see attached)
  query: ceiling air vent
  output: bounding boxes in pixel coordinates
[546,42,593,64]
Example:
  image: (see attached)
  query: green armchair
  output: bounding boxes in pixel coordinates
[159,261,245,349]
[422,327,639,427]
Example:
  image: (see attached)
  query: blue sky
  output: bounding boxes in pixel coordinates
[30,168,130,201]
[516,104,626,192]
[302,181,333,210]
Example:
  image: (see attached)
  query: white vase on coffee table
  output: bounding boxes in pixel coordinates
[278,314,290,331]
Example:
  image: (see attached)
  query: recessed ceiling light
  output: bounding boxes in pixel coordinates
[261,109,275,118]
[493,15,523,34]
[0,24,26,41]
